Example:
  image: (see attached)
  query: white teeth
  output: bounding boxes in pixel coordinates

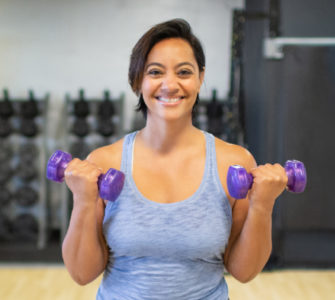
[158,97,182,103]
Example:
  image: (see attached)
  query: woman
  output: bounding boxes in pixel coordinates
[62,19,288,299]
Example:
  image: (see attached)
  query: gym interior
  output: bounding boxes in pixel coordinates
[0,0,334,299]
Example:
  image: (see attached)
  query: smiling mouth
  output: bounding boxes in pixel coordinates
[155,96,185,103]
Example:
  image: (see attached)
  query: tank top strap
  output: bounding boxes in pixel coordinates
[120,131,138,174]
[203,131,226,196]
[203,131,216,170]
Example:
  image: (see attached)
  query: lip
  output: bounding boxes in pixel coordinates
[155,96,184,106]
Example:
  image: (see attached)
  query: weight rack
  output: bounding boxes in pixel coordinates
[58,89,125,240]
[193,89,245,145]
[0,89,49,251]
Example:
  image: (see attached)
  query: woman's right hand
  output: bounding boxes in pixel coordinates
[64,158,103,205]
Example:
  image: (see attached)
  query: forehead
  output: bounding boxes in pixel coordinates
[146,38,196,65]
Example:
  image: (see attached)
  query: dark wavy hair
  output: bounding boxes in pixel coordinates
[128,18,205,118]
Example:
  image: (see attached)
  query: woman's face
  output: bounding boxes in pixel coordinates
[140,38,204,122]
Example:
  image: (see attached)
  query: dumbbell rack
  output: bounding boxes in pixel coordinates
[193,89,245,146]
[58,89,125,240]
[0,90,49,252]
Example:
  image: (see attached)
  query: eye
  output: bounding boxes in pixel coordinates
[147,69,163,76]
[178,69,193,77]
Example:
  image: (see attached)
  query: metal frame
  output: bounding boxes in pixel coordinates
[264,37,335,59]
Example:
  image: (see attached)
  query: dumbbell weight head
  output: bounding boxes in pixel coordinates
[97,117,114,137]
[15,186,38,206]
[0,118,12,137]
[207,118,224,137]
[17,163,38,181]
[0,101,14,118]
[284,160,307,193]
[69,140,90,160]
[74,100,89,117]
[0,213,13,241]
[0,89,14,118]
[0,143,13,162]
[98,91,115,118]
[0,161,13,184]
[46,150,72,182]
[98,168,125,201]
[74,89,89,117]
[206,89,223,120]
[72,118,90,137]
[227,165,253,199]
[20,92,39,118]
[18,143,38,162]
[12,213,38,241]
[20,118,38,137]
[0,186,11,207]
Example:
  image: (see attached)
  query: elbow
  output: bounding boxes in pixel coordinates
[62,259,104,286]
[72,274,93,286]
[226,261,264,283]
[62,250,96,286]
[63,261,98,286]
[226,264,257,283]
[233,272,257,283]
[228,259,269,283]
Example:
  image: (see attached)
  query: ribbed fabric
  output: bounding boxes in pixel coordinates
[97,131,232,300]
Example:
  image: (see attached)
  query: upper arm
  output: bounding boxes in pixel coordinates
[215,138,257,204]
[96,197,109,268]
[214,138,257,267]
[86,138,124,172]
[85,139,124,264]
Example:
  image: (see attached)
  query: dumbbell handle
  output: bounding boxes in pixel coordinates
[46,150,125,201]
[227,160,307,199]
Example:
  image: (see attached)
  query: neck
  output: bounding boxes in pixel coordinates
[138,114,199,153]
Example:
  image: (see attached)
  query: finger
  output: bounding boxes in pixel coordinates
[65,158,81,173]
[250,164,280,184]
[89,167,103,180]
[64,169,73,176]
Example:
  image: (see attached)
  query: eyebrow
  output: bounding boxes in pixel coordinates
[145,62,196,71]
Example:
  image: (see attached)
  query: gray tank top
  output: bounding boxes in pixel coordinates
[97,131,232,300]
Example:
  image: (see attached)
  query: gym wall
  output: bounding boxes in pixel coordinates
[0,0,245,261]
[243,0,335,267]
[0,0,244,136]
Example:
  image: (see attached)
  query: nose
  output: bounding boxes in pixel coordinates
[160,73,179,96]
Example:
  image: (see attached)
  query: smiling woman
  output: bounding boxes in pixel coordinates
[61,18,290,300]
[139,38,204,121]
[129,19,205,119]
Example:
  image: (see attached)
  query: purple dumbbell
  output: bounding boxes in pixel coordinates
[46,150,125,201]
[227,160,307,199]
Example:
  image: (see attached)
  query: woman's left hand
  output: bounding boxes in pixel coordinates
[248,163,288,214]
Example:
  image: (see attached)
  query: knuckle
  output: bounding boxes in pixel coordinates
[68,158,81,169]
[71,158,81,164]
[274,175,281,182]
[71,169,79,176]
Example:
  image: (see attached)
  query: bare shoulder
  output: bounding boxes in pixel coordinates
[86,137,124,172]
[214,137,256,204]
[214,137,257,172]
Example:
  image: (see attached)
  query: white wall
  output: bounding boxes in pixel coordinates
[0,0,244,138]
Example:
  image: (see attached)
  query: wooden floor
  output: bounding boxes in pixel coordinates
[0,265,334,300]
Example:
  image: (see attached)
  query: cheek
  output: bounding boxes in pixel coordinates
[141,78,157,94]
[184,79,201,93]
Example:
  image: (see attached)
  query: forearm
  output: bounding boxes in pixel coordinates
[62,199,108,285]
[226,206,273,283]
